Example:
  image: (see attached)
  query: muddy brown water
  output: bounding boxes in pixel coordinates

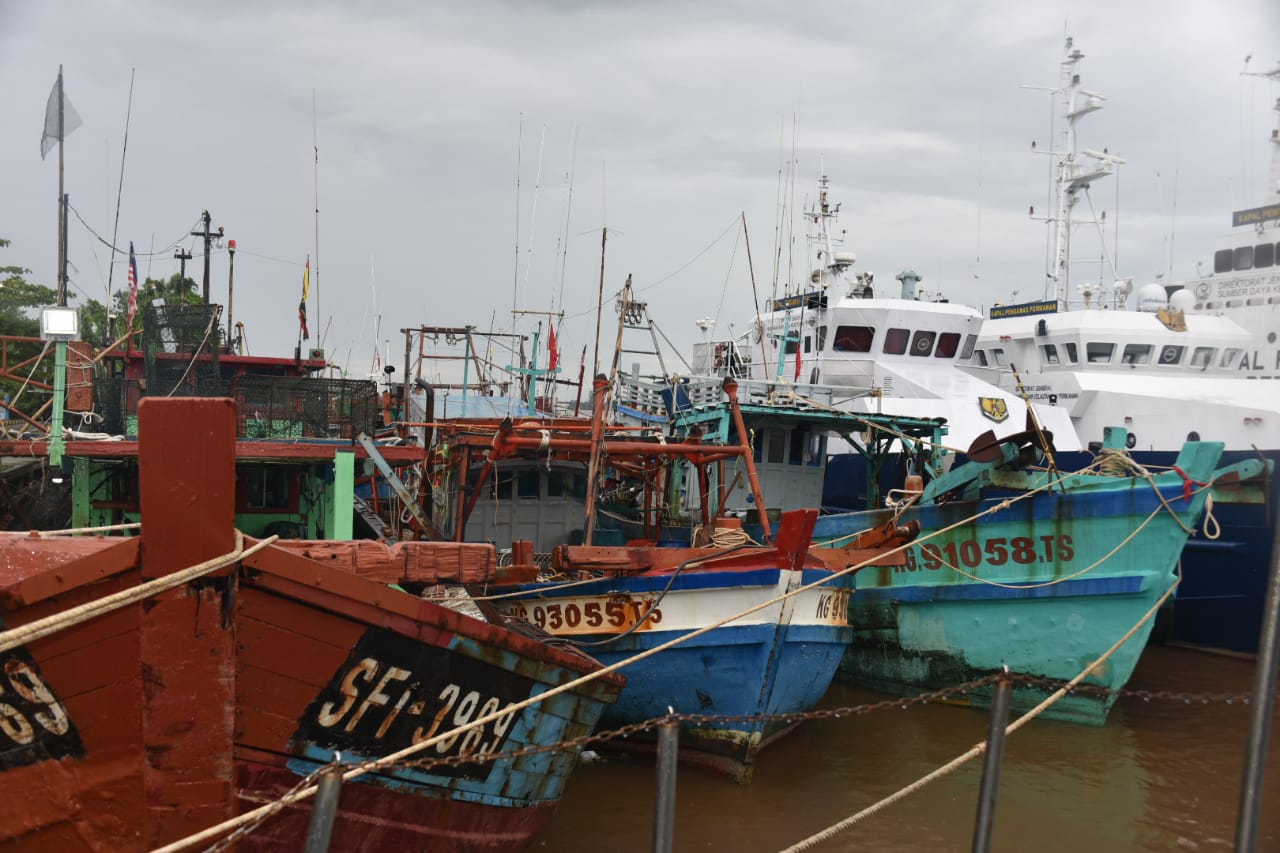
[535,646,1280,851]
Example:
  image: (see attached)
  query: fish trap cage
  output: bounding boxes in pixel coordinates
[142,303,223,355]
[230,375,380,439]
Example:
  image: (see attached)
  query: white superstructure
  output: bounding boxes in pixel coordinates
[963,38,1279,451]
[1162,63,1280,380]
[697,175,1081,452]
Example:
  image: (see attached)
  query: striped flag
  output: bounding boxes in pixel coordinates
[299,255,310,340]
[126,242,139,330]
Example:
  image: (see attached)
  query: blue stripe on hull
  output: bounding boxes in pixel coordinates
[854,572,1150,603]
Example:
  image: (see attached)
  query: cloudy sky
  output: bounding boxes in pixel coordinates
[1,0,1276,383]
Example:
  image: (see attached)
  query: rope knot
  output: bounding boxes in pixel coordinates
[1171,465,1207,502]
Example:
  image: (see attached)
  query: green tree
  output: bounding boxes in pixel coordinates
[78,272,202,346]
[0,237,58,414]
[0,237,59,338]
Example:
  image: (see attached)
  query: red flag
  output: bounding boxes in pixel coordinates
[794,336,802,381]
[126,242,139,329]
[547,322,559,371]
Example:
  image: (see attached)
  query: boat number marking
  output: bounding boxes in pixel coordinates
[0,651,85,770]
[314,659,518,759]
[295,628,536,780]
[814,589,851,624]
[502,594,662,636]
[900,535,1075,573]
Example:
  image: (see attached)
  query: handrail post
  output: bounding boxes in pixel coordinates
[653,709,678,853]
[304,756,345,853]
[1235,519,1280,851]
[972,672,1013,853]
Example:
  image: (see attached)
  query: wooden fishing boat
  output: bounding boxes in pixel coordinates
[422,377,915,780]
[488,509,914,781]
[0,398,622,851]
[612,372,1269,724]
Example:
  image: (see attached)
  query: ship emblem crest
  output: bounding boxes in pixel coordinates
[979,397,1010,423]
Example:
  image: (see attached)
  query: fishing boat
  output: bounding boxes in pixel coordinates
[961,39,1280,655]
[694,182,1084,458]
[610,370,1267,724]
[423,376,916,780]
[0,398,623,851]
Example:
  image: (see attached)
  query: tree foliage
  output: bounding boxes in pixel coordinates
[0,237,59,339]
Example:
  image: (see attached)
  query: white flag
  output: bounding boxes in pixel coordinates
[40,72,82,160]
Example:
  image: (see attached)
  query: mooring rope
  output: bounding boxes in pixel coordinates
[25,522,142,537]
[150,530,936,853]
[778,575,1181,852]
[147,454,1217,851]
[0,532,278,655]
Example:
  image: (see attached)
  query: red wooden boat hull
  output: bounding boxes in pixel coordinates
[0,399,622,851]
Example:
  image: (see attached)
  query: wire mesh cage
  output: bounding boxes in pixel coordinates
[230,375,380,439]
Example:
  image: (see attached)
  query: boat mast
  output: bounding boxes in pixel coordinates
[1043,37,1125,307]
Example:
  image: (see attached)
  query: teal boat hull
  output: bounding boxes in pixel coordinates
[815,441,1226,724]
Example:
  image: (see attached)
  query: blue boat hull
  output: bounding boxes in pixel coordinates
[497,568,855,779]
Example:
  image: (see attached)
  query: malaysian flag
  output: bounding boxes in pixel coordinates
[126,242,139,330]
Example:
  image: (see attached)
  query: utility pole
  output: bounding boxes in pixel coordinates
[191,209,223,305]
[174,247,192,298]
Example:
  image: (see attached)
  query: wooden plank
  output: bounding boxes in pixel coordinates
[0,536,137,601]
[236,616,350,686]
[236,664,317,752]
[266,538,496,584]
[137,398,238,848]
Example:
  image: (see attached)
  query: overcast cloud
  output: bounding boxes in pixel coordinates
[1,0,1276,382]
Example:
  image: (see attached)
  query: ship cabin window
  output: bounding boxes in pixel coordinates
[1064,342,1079,363]
[934,332,961,358]
[1190,347,1216,368]
[1234,246,1254,271]
[1159,345,1184,365]
[975,350,989,367]
[240,465,294,512]
[1041,344,1060,365]
[766,428,786,464]
[518,469,540,499]
[816,326,828,350]
[883,328,910,355]
[991,347,1007,367]
[1220,347,1242,368]
[1121,343,1152,365]
[909,330,937,357]
[1214,249,1234,274]
[784,338,800,355]
[804,335,811,354]
[492,474,513,500]
[788,426,810,465]
[547,471,564,497]
[1086,342,1115,364]
[959,333,977,360]
[833,325,874,352]
[1256,242,1275,268]
[806,433,826,467]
